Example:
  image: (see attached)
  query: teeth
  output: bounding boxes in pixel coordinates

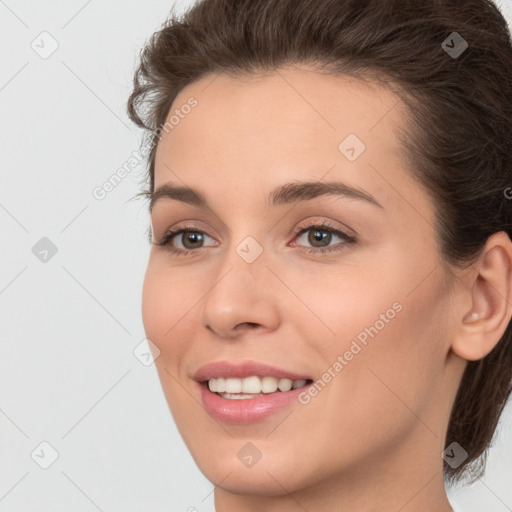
[292,379,306,389]
[225,377,242,393]
[261,376,278,393]
[219,392,261,400]
[242,376,261,393]
[207,376,309,394]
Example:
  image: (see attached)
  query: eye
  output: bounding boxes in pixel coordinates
[291,220,356,254]
[154,222,218,256]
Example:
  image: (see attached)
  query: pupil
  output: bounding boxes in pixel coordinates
[310,229,330,247]
[184,232,202,248]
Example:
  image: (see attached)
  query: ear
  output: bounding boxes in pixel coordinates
[451,231,512,361]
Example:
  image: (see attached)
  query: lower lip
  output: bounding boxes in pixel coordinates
[197,381,310,424]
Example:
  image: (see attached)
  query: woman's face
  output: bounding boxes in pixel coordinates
[142,67,464,499]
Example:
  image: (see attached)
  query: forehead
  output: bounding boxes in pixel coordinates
[153,66,427,219]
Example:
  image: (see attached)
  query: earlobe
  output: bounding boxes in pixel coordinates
[451,231,512,362]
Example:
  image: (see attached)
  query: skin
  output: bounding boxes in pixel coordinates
[142,65,512,511]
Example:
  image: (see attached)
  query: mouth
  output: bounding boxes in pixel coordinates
[193,360,315,423]
[197,378,314,424]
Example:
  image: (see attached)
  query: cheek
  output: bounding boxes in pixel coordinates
[141,261,167,342]
[298,263,449,448]
[293,263,402,360]
[141,257,199,363]
[141,259,202,423]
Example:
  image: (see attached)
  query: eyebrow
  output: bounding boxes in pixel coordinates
[149,180,384,212]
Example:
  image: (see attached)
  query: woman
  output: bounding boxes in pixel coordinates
[127,0,512,510]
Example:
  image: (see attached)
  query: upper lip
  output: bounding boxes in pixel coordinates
[193,360,312,382]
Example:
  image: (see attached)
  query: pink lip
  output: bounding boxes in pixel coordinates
[197,381,311,424]
[193,360,312,382]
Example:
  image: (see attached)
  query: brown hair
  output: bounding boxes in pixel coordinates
[127,0,512,485]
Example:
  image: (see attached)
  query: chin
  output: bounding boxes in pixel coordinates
[204,464,304,496]
[189,446,317,497]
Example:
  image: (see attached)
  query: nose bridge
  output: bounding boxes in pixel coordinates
[218,214,269,278]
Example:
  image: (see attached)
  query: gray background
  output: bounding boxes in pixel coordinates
[1,1,511,510]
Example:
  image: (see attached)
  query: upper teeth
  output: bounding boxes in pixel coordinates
[208,376,307,394]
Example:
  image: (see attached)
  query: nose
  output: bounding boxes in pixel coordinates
[200,250,280,340]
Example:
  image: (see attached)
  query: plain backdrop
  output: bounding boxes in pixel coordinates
[1,1,512,511]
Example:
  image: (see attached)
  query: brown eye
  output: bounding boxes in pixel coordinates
[175,231,205,249]
[155,224,217,255]
[292,221,357,254]
[303,227,335,248]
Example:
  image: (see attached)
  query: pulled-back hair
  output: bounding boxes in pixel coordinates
[127,0,512,485]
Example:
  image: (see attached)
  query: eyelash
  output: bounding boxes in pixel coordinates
[155,220,357,256]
